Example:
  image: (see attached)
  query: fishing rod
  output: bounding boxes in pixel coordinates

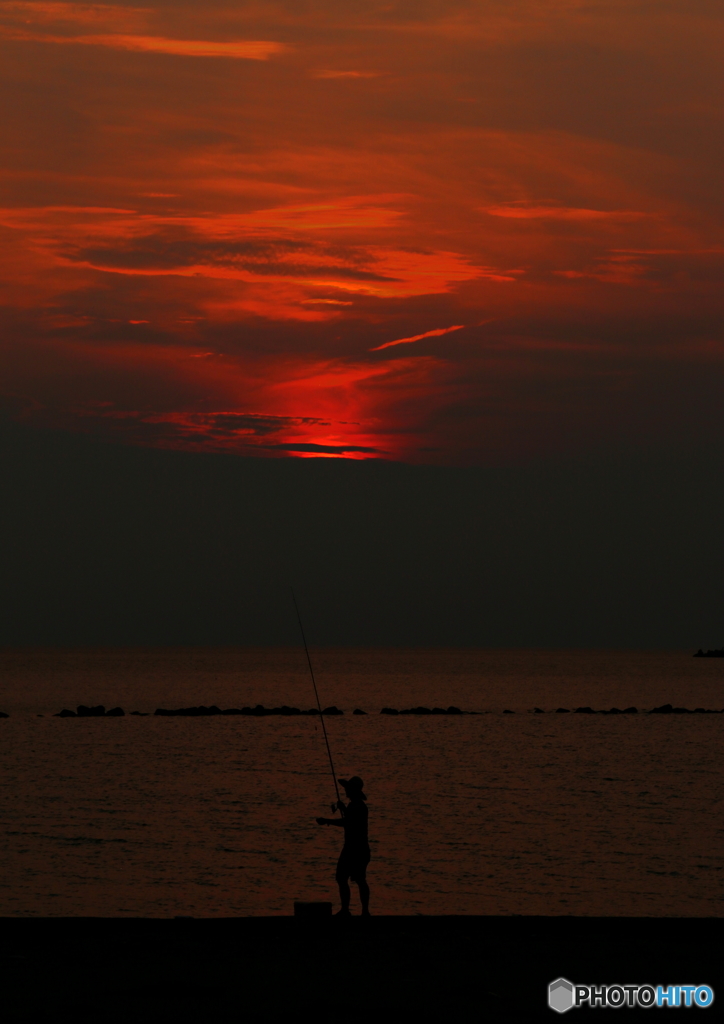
[291,589,342,812]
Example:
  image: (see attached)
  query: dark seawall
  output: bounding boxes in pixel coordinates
[0,916,719,1021]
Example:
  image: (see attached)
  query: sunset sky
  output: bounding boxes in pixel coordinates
[1,1,722,465]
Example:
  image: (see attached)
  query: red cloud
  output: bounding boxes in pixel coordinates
[370,325,465,351]
[485,205,649,221]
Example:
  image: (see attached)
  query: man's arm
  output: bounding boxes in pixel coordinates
[316,817,345,826]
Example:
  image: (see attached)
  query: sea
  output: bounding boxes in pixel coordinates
[0,647,721,918]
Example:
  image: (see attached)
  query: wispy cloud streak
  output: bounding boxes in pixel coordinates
[370,325,465,352]
[485,205,649,221]
[0,28,286,57]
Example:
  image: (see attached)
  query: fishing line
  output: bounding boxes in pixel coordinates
[291,589,342,811]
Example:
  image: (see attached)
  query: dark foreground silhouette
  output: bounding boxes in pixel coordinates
[317,776,371,916]
[0,917,717,1023]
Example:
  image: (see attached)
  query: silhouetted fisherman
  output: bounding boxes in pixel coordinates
[316,776,370,916]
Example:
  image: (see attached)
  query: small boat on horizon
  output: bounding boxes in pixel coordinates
[693,648,724,658]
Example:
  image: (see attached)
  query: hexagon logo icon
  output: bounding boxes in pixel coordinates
[548,977,574,1013]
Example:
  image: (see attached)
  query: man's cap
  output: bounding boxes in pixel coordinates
[339,776,364,790]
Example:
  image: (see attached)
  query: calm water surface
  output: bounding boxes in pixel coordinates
[0,648,722,917]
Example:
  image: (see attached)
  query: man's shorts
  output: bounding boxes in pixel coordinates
[335,846,371,883]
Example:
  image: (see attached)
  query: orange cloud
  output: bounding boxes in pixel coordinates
[312,70,384,79]
[0,28,286,57]
[0,3,285,57]
[78,35,286,58]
